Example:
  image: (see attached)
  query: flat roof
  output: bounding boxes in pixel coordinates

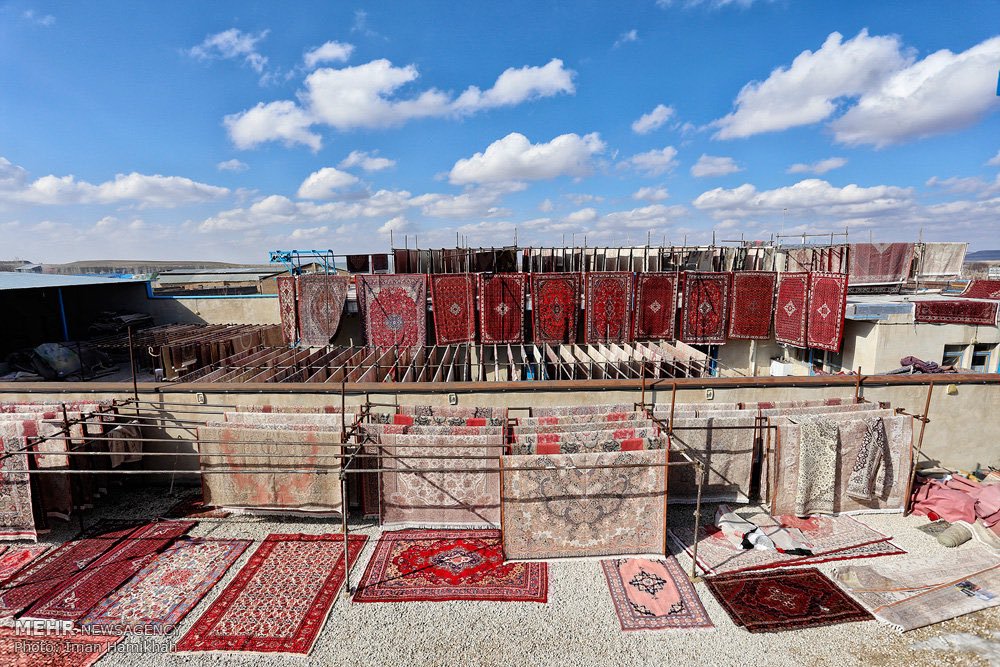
[0,272,146,291]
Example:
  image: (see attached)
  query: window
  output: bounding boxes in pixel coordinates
[971,344,994,373]
[942,344,965,368]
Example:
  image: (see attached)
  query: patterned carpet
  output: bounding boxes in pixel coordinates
[806,272,848,352]
[680,272,729,345]
[430,274,476,344]
[727,271,776,339]
[584,272,633,343]
[914,299,998,325]
[356,274,427,347]
[633,273,678,340]
[774,272,808,347]
[530,273,581,344]
[478,273,526,343]
[601,556,712,631]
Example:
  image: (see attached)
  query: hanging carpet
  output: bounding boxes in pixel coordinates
[680,272,729,345]
[296,274,349,347]
[478,273,526,343]
[774,272,809,347]
[633,273,678,341]
[727,272,776,339]
[914,300,998,325]
[806,272,848,352]
[584,272,633,343]
[430,274,476,344]
[530,273,581,344]
[356,274,427,347]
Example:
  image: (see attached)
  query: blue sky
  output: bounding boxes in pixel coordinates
[2,1,999,263]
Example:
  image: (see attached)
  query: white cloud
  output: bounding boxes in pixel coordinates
[926,174,1000,198]
[621,146,678,176]
[598,204,686,230]
[22,10,55,26]
[289,225,330,240]
[633,186,669,201]
[713,30,909,139]
[538,198,554,212]
[614,29,638,49]
[693,178,913,219]
[296,167,361,199]
[631,104,674,134]
[0,158,28,189]
[564,207,598,224]
[338,150,395,172]
[787,157,848,175]
[987,151,1000,167]
[410,184,522,219]
[566,193,604,205]
[217,159,249,172]
[691,154,742,178]
[303,41,354,69]
[188,28,270,74]
[831,36,1000,147]
[224,101,321,150]
[351,9,380,38]
[225,58,574,149]
[449,132,605,185]
[378,215,411,236]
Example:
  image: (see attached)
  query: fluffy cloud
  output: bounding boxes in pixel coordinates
[188,28,269,74]
[303,41,354,69]
[597,204,686,230]
[621,146,678,176]
[693,178,913,219]
[564,207,598,223]
[225,58,575,149]
[926,174,1000,198]
[631,104,674,134]
[987,150,1000,167]
[409,184,523,219]
[338,150,395,172]
[614,29,638,48]
[691,154,742,178]
[296,167,360,199]
[216,159,249,172]
[538,198,555,212]
[378,215,412,236]
[787,157,847,175]
[633,186,669,201]
[449,132,605,185]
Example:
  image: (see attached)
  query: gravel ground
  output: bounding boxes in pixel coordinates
[20,485,999,667]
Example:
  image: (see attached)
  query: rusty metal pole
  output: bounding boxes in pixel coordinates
[903,381,934,516]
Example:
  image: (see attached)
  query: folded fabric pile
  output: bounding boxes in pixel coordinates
[911,473,1000,547]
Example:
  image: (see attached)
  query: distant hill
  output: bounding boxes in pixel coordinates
[965,250,1000,262]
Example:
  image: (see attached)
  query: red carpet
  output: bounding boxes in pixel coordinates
[914,299,998,325]
[681,272,730,344]
[531,273,581,343]
[601,557,713,631]
[584,272,633,342]
[296,274,349,347]
[24,520,195,622]
[356,274,427,347]
[276,276,297,344]
[633,273,678,340]
[727,272,776,339]
[848,243,915,284]
[774,272,808,347]
[960,279,1000,299]
[478,273,526,343]
[0,545,48,583]
[174,533,367,655]
[353,529,547,603]
[806,272,848,352]
[0,629,122,666]
[704,567,873,633]
[431,274,476,344]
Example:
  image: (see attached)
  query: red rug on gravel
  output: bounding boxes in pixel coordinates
[633,273,678,340]
[584,272,633,343]
[774,272,809,347]
[353,529,547,603]
[431,274,476,344]
[174,533,367,655]
[703,567,873,633]
[478,273,526,343]
[531,273,581,344]
[727,271,776,339]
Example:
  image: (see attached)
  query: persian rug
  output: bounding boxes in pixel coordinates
[771,415,913,516]
[402,425,503,436]
[24,521,195,623]
[517,411,643,427]
[914,300,998,325]
[806,272,848,352]
[0,525,135,618]
[633,273,678,340]
[727,271,776,339]
[379,435,503,527]
[355,274,427,348]
[584,272,633,343]
[276,275,297,344]
[0,545,48,583]
[478,273,526,344]
[960,279,1000,299]
[532,403,634,417]
[391,414,505,427]
[353,529,547,603]
[0,420,37,541]
[704,567,873,632]
[512,427,659,455]
[669,514,897,576]
[0,628,122,666]
[81,537,251,632]
[513,437,662,456]
[795,417,840,516]
[530,273,581,344]
[501,450,667,560]
[514,419,651,435]
[667,416,756,503]
[399,405,501,418]
[774,272,809,347]
[173,533,367,654]
[346,254,369,273]
[198,424,342,514]
[680,272,730,345]
[430,274,476,344]
[916,242,966,278]
[296,274,349,347]
[601,556,713,631]
[222,411,348,428]
[848,242,915,284]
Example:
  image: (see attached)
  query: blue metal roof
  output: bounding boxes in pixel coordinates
[0,272,147,291]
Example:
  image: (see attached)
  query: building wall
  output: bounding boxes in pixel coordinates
[124,293,281,325]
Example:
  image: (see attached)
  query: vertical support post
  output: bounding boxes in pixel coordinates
[56,287,70,342]
[669,382,677,435]
[127,326,140,421]
[903,381,934,516]
[854,367,863,403]
[690,460,704,580]
[341,469,350,599]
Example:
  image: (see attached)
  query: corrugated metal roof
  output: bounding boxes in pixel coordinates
[0,272,147,291]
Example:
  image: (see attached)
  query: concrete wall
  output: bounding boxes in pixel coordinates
[134,294,281,326]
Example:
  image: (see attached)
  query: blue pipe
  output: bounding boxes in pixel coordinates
[56,287,70,341]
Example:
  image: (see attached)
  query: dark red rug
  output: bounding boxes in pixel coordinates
[431,274,476,344]
[704,567,873,633]
[914,299,998,325]
[960,279,1000,299]
[478,273,526,343]
[585,272,633,342]
[353,529,547,603]
[633,273,678,340]
[356,274,427,347]
[296,274,349,346]
[0,628,122,666]
[276,275,297,344]
[848,242,915,284]
[727,271,776,339]
[531,273,580,343]
[806,272,848,351]
[774,272,808,347]
[680,272,730,344]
